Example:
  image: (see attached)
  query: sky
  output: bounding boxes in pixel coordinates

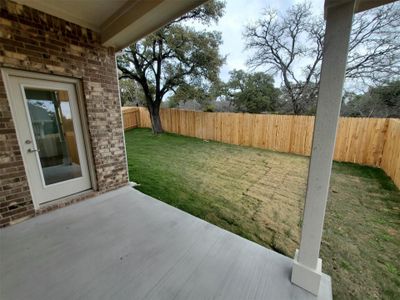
[203,0,325,82]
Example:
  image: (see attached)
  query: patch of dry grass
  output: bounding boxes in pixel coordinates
[126,128,400,300]
[323,165,400,299]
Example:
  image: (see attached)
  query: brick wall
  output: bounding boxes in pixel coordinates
[0,0,129,227]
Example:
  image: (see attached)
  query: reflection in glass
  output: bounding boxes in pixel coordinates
[25,88,82,185]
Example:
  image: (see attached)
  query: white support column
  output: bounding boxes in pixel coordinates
[291,1,355,296]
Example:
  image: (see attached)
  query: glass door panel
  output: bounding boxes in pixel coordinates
[24,88,82,185]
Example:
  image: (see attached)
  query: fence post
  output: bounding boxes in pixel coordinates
[378,118,390,167]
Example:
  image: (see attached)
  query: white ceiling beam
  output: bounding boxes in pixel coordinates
[101,0,207,50]
[355,0,397,12]
[324,0,397,16]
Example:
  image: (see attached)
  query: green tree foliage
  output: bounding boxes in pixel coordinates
[226,70,280,113]
[117,1,225,133]
[341,81,400,118]
[119,78,145,106]
[167,80,224,111]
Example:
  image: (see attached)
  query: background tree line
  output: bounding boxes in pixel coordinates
[118,1,399,133]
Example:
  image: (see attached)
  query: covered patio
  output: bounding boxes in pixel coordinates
[0,186,332,299]
[0,0,395,299]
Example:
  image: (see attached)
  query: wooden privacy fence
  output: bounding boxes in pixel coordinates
[122,107,140,130]
[122,107,400,188]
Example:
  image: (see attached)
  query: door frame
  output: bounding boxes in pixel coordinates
[1,68,97,209]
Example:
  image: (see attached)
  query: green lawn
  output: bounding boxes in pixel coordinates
[125,128,400,300]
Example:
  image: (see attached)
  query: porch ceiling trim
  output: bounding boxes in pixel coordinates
[324,0,397,15]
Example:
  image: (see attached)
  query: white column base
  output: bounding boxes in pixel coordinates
[291,249,322,296]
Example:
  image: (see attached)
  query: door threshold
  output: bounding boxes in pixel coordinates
[36,189,98,215]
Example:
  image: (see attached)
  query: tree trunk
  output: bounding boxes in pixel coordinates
[291,96,301,115]
[148,103,163,134]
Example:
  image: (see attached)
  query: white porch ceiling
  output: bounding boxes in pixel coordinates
[12,0,131,32]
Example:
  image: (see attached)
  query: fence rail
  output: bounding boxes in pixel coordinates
[122,106,400,188]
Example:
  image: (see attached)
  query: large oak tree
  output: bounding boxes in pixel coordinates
[117,1,225,133]
[244,2,400,115]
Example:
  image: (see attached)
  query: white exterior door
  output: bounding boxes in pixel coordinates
[5,73,92,205]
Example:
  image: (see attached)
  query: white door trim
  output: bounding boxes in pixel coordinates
[1,68,97,209]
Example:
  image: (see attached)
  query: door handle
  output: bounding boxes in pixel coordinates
[28,148,40,153]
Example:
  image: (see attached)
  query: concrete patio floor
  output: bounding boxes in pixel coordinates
[0,186,332,300]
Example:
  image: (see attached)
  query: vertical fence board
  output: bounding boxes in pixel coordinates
[380,119,400,187]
